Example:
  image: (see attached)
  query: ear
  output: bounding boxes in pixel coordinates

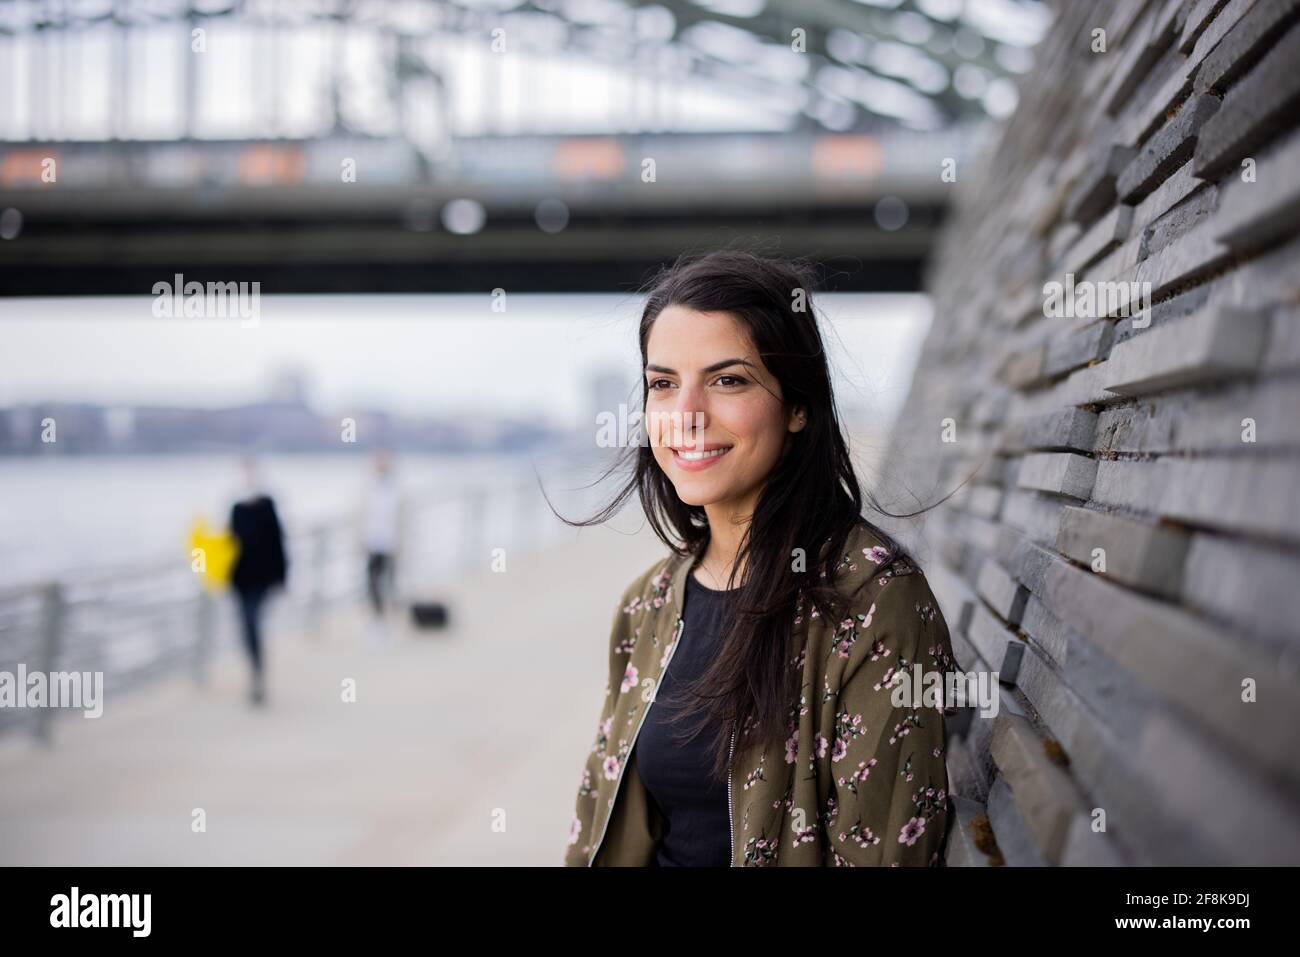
[787,405,808,433]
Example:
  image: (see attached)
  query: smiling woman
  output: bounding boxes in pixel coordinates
[557,248,957,867]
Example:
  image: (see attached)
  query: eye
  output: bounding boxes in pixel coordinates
[715,375,747,387]
[647,378,672,391]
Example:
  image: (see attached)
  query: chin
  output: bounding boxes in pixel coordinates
[671,481,727,508]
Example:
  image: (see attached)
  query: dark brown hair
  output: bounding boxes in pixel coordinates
[553,248,906,781]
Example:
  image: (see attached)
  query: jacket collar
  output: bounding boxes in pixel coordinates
[667,546,694,623]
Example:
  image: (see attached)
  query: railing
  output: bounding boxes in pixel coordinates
[0,448,620,743]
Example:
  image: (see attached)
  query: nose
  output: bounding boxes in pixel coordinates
[668,381,707,447]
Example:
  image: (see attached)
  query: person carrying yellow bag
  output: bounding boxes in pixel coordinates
[189,517,240,591]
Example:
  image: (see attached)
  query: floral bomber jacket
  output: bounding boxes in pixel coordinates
[564,520,957,867]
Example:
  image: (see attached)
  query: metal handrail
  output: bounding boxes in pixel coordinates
[0,449,614,743]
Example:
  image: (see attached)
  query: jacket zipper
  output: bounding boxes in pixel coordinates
[727,722,736,867]
[588,616,685,866]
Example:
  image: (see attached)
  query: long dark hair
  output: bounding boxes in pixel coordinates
[552,248,911,782]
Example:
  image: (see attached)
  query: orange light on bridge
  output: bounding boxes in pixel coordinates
[1,149,60,188]
[554,138,625,180]
[811,135,884,179]
[238,144,306,186]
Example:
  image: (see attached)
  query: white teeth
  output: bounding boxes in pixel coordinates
[676,447,730,461]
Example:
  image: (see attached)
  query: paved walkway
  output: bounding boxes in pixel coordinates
[0,518,667,865]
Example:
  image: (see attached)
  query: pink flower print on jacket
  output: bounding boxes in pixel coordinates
[831,603,874,658]
[649,567,672,608]
[835,758,878,797]
[840,822,881,850]
[898,816,926,846]
[831,707,865,762]
[792,824,818,848]
[875,663,905,693]
[620,664,638,694]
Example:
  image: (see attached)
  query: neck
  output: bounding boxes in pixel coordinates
[700,490,758,586]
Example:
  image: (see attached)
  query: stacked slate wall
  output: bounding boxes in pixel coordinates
[883,0,1300,866]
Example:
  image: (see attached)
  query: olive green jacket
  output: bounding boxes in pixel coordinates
[564,520,956,867]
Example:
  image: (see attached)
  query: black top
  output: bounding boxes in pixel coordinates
[635,569,734,867]
[229,495,288,592]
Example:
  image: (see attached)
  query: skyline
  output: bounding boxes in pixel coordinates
[0,291,933,432]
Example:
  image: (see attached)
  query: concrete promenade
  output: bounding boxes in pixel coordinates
[0,518,667,865]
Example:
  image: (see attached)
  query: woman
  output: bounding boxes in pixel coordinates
[563,249,957,867]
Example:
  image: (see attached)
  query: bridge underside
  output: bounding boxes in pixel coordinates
[1,191,938,296]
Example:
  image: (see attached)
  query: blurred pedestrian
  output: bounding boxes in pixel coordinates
[228,455,288,705]
[362,448,401,619]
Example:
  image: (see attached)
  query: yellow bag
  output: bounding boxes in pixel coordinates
[188,518,240,591]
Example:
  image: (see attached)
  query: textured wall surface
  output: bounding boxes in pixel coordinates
[885,0,1300,866]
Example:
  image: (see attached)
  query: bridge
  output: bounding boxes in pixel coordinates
[0,0,1048,294]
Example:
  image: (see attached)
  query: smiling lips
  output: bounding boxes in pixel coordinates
[669,443,733,470]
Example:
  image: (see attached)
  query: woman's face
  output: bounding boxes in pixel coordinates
[644,305,805,511]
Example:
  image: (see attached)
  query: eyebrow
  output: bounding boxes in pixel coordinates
[645,358,750,375]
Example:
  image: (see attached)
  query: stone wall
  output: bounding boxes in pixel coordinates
[884,0,1300,865]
